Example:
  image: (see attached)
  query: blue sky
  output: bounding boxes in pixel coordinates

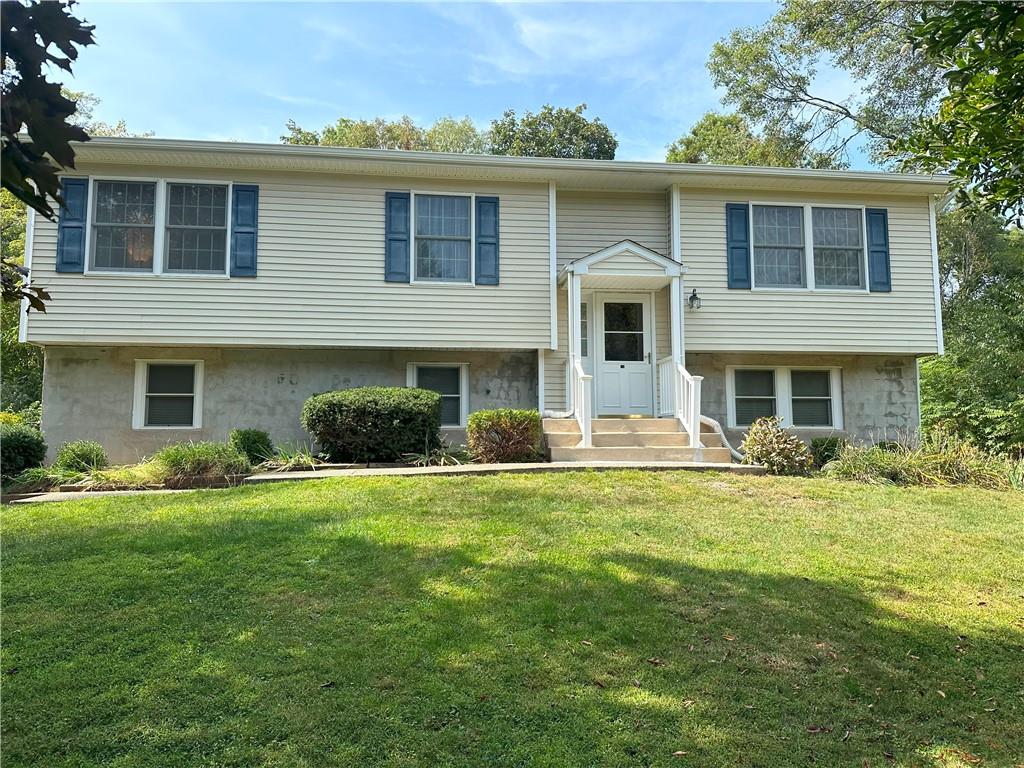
[68,1,796,163]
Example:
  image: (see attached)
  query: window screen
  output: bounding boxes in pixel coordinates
[416,365,462,426]
[145,363,196,427]
[734,369,776,425]
[812,208,864,289]
[791,370,833,426]
[752,205,805,288]
[415,195,471,282]
[166,183,228,273]
[92,181,156,271]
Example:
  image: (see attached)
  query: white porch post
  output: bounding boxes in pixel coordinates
[670,275,682,365]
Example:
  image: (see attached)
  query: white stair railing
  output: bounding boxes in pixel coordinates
[572,357,593,448]
[658,359,704,460]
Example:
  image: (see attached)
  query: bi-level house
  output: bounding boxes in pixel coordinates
[21,138,947,464]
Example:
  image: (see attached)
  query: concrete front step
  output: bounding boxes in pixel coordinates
[546,431,692,449]
[549,446,732,463]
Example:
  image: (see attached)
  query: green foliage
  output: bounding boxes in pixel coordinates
[810,437,846,469]
[489,104,617,160]
[667,112,841,169]
[402,439,471,467]
[708,0,945,167]
[824,428,1019,489]
[898,3,1024,222]
[0,411,21,425]
[0,423,46,478]
[53,440,108,472]
[2,300,44,411]
[6,464,84,493]
[282,115,488,154]
[16,400,41,430]
[467,408,542,464]
[228,428,274,464]
[1,0,95,221]
[151,442,251,478]
[740,417,813,475]
[256,442,325,472]
[301,387,442,463]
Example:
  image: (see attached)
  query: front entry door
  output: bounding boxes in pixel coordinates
[596,295,654,415]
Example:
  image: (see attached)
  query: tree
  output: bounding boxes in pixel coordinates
[707,1,945,166]
[0,188,42,411]
[63,88,152,138]
[489,104,617,160]
[666,111,841,168]
[898,3,1024,224]
[282,115,488,154]
[2,0,95,311]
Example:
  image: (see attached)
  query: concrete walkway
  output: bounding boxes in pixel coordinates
[6,461,763,504]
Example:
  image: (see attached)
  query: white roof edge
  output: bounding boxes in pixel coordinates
[69,136,953,191]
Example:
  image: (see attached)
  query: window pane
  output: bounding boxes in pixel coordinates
[812,208,864,288]
[166,228,227,273]
[417,366,460,395]
[146,395,194,426]
[167,183,227,228]
[147,364,195,394]
[94,181,156,225]
[791,370,830,398]
[604,333,643,361]
[604,302,643,332]
[415,195,470,237]
[753,205,804,288]
[93,226,154,270]
[416,239,470,281]
[736,397,776,425]
[439,396,461,426]
[792,398,832,426]
[735,370,774,397]
[580,303,589,357]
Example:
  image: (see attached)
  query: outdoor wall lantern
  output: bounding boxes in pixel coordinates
[688,289,702,310]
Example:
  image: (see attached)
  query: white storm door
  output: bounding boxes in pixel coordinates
[596,295,654,415]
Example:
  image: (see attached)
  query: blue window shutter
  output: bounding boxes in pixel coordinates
[475,196,499,285]
[56,178,88,273]
[230,184,259,277]
[385,191,411,283]
[725,202,751,289]
[866,208,891,292]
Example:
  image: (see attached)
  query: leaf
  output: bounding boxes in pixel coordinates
[806,724,832,734]
[646,657,666,666]
[319,681,335,689]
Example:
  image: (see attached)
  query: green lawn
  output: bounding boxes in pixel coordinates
[2,472,1022,768]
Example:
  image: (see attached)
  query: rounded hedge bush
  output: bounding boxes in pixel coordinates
[301,387,441,462]
[467,408,541,463]
[1,424,47,478]
[229,428,274,463]
[54,440,109,472]
[740,416,813,475]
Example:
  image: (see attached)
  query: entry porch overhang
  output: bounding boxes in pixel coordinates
[558,239,685,290]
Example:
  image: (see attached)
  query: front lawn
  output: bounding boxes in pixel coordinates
[2,472,1021,767]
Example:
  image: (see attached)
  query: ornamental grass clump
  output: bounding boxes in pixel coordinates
[467,409,542,463]
[740,417,813,476]
[151,441,251,479]
[53,440,108,472]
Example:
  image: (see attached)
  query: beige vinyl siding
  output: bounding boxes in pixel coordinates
[556,191,670,269]
[27,166,551,349]
[680,188,940,354]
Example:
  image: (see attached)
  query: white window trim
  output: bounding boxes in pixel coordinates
[132,359,205,430]
[406,362,470,428]
[748,201,869,294]
[83,176,233,279]
[409,190,475,286]
[726,365,843,430]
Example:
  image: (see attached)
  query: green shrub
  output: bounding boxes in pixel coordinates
[0,423,46,478]
[0,411,22,425]
[824,429,1017,489]
[874,440,902,452]
[17,401,41,430]
[467,409,541,463]
[229,429,274,463]
[54,440,108,472]
[301,387,441,462]
[810,437,847,469]
[152,441,251,478]
[740,417,813,476]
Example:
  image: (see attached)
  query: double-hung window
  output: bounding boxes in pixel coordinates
[89,179,231,276]
[408,363,468,427]
[133,360,204,429]
[414,194,471,283]
[728,366,842,429]
[749,203,867,290]
[92,180,157,271]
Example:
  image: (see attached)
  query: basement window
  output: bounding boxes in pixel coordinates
[132,360,204,429]
[407,363,469,427]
